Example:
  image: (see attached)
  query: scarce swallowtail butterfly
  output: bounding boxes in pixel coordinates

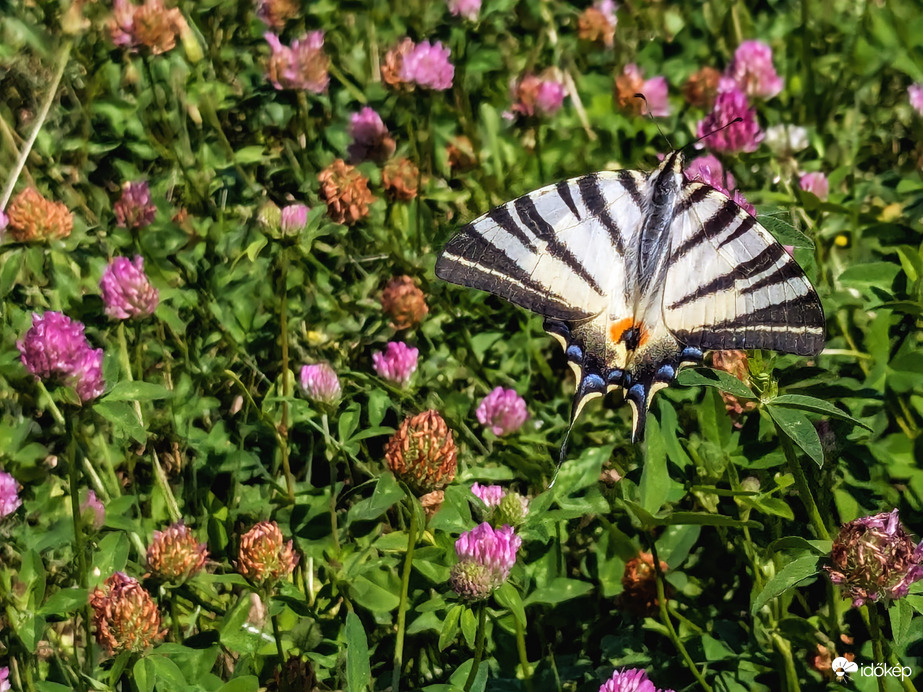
[435,150,825,447]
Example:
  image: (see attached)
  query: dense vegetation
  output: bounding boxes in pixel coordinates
[1,1,923,690]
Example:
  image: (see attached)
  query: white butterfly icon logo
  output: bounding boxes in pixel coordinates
[832,657,858,682]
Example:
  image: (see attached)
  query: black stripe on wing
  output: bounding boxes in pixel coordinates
[435,229,597,321]
[667,243,788,309]
[513,196,605,295]
[672,297,825,355]
[576,172,639,254]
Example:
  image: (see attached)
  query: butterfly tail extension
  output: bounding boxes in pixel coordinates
[545,318,613,478]
[624,345,705,443]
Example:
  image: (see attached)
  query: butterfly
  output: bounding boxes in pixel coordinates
[435,150,825,448]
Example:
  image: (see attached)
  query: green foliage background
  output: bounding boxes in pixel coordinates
[1,0,923,690]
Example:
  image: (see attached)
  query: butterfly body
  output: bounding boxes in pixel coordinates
[436,151,824,442]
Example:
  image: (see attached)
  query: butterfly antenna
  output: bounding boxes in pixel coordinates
[684,117,744,152]
[634,93,673,150]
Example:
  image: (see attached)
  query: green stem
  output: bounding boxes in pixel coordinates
[0,40,72,209]
[647,539,712,692]
[777,429,830,540]
[391,499,419,692]
[118,323,181,523]
[169,597,181,641]
[858,606,917,692]
[328,62,367,104]
[865,604,887,692]
[321,413,340,552]
[463,602,488,692]
[771,633,801,692]
[271,612,285,660]
[279,249,295,504]
[66,418,93,675]
[514,613,534,692]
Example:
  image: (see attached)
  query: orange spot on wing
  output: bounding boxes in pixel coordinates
[609,319,650,350]
[609,318,634,344]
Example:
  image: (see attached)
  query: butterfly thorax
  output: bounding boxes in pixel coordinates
[635,150,685,298]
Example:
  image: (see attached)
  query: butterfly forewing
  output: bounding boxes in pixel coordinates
[661,183,825,356]
[435,171,646,321]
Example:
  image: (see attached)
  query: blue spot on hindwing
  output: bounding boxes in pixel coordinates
[656,363,676,381]
[681,346,704,362]
[607,368,624,386]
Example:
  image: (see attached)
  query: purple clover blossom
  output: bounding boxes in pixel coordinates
[449,523,522,600]
[347,107,396,163]
[476,386,528,436]
[595,0,618,25]
[471,483,530,526]
[616,64,669,117]
[100,255,159,320]
[81,489,106,530]
[0,666,9,692]
[300,363,341,404]
[682,154,755,215]
[536,79,567,116]
[448,0,481,21]
[114,181,156,229]
[0,209,8,233]
[910,84,923,116]
[17,312,106,402]
[265,31,329,93]
[640,74,670,117]
[800,172,829,201]
[509,74,568,118]
[727,40,784,100]
[400,40,454,90]
[599,668,674,692]
[471,483,506,508]
[0,470,22,518]
[826,509,923,607]
[732,190,756,217]
[372,341,419,387]
[684,154,734,195]
[696,78,763,154]
[280,204,309,234]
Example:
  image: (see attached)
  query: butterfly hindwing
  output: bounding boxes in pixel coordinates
[435,171,646,322]
[661,182,825,356]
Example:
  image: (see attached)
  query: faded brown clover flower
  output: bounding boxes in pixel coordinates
[90,572,164,655]
[256,0,298,28]
[826,509,923,606]
[446,136,477,172]
[382,157,420,201]
[385,410,457,494]
[710,350,757,421]
[381,38,415,88]
[7,188,73,242]
[578,7,615,47]
[619,552,668,616]
[237,520,298,584]
[381,275,428,330]
[683,66,722,109]
[317,159,374,225]
[147,523,208,581]
[109,0,188,55]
